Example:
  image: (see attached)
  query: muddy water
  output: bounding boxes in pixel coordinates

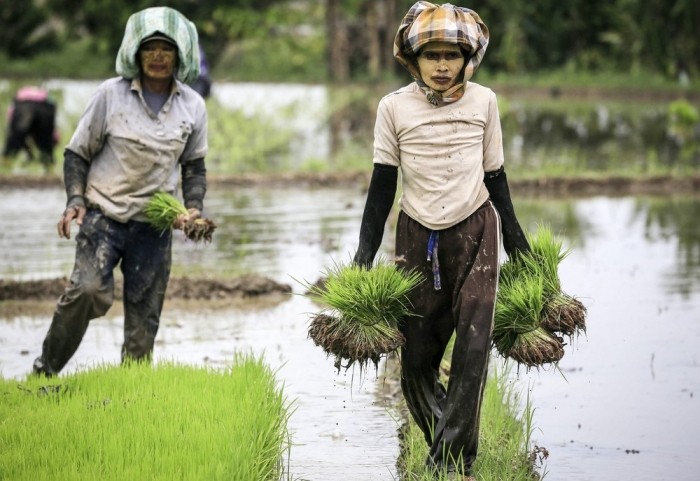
[1,186,700,481]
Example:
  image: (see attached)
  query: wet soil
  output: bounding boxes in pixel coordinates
[0,275,293,318]
[0,274,291,302]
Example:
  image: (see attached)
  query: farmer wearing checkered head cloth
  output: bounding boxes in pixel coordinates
[32,7,208,377]
[353,2,530,479]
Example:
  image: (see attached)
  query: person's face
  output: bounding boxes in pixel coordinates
[416,42,465,92]
[138,40,178,80]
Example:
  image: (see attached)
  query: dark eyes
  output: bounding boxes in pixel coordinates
[142,46,176,53]
[423,52,462,61]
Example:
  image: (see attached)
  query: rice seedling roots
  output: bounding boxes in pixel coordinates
[308,313,405,371]
[507,329,565,367]
[540,294,588,336]
[182,217,217,243]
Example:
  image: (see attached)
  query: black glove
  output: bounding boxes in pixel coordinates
[484,166,531,259]
[353,163,398,268]
[181,158,207,211]
[63,149,89,209]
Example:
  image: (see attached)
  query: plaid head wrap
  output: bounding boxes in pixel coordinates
[116,7,201,84]
[394,2,489,105]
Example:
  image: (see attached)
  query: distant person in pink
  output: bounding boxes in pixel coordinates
[3,86,58,168]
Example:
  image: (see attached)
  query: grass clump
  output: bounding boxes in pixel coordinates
[0,357,290,481]
[494,225,587,368]
[301,258,424,372]
[144,192,217,243]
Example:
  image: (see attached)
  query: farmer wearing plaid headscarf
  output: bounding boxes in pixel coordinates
[353,2,529,479]
[32,7,208,377]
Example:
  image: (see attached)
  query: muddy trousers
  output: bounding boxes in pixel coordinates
[34,209,172,375]
[395,201,500,475]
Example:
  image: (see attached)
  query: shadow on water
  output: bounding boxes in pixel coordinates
[1,185,700,481]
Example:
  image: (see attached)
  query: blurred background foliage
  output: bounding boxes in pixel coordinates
[1,0,699,85]
[2,1,698,176]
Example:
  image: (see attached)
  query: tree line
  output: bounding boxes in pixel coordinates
[2,0,698,82]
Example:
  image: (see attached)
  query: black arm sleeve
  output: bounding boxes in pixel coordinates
[484,166,531,258]
[353,163,398,268]
[181,158,207,211]
[63,149,89,209]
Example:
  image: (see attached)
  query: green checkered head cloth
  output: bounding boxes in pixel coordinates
[394,2,489,102]
[116,7,200,84]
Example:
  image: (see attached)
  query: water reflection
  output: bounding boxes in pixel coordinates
[3,80,697,173]
[5,187,700,294]
[520,195,700,481]
[633,197,700,297]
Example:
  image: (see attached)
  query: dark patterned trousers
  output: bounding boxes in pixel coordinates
[34,209,172,375]
[395,200,500,475]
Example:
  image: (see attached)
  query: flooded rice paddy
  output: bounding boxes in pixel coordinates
[1,184,699,481]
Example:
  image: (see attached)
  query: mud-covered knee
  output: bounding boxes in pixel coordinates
[66,278,114,315]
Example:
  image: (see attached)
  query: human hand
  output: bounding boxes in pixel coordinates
[503,231,532,261]
[173,208,201,230]
[352,248,374,270]
[57,205,86,239]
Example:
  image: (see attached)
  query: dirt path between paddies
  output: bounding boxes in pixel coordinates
[2,172,700,196]
[0,275,293,318]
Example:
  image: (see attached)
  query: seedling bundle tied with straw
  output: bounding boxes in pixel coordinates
[144,192,217,243]
[494,225,587,368]
[302,258,424,372]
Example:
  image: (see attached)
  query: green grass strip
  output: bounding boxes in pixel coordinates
[397,346,544,480]
[0,357,291,481]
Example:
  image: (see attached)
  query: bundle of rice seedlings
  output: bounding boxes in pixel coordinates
[494,224,586,368]
[144,192,217,243]
[303,259,424,372]
[493,274,565,366]
[527,225,587,336]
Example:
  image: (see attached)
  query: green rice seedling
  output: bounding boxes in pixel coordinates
[144,192,217,243]
[524,225,569,303]
[493,274,546,356]
[472,363,548,480]
[0,357,290,481]
[526,225,587,336]
[302,259,424,371]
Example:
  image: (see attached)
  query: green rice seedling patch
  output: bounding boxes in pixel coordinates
[0,356,290,481]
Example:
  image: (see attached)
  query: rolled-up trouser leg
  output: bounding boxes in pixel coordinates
[396,201,500,475]
[120,220,171,363]
[34,210,119,375]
